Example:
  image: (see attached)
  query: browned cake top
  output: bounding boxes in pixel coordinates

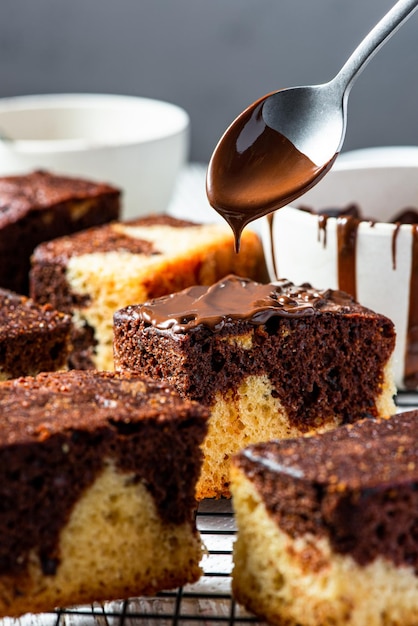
[238,411,418,490]
[31,214,198,262]
[235,410,418,571]
[0,288,70,340]
[0,369,207,446]
[0,169,120,227]
[119,274,368,334]
[0,369,208,576]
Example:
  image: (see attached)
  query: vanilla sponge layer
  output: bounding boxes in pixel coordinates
[0,463,203,619]
[65,223,264,371]
[231,466,418,626]
[196,359,396,500]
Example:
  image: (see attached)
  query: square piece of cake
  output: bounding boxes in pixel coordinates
[30,215,266,371]
[231,410,418,626]
[0,169,120,294]
[0,369,208,618]
[0,287,71,380]
[113,274,396,499]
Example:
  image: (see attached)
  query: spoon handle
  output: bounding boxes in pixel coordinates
[333,0,418,96]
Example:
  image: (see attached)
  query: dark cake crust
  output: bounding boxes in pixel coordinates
[0,288,71,378]
[30,215,202,369]
[235,410,418,571]
[113,275,396,430]
[0,169,120,294]
[30,215,199,310]
[0,370,208,576]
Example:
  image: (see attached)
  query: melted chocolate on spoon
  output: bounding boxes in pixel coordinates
[206,95,336,251]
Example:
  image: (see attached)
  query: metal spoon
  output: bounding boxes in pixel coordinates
[206,0,418,249]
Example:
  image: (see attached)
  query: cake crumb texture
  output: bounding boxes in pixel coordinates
[0,369,207,618]
[0,287,71,379]
[231,466,418,626]
[113,275,396,499]
[0,464,204,618]
[31,215,266,370]
[231,410,418,626]
[195,374,337,499]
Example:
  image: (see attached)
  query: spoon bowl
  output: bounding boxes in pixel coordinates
[207,0,418,249]
[261,83,345,166]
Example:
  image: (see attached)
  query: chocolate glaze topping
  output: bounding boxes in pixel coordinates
[137,274,356,334]
[236,410,418,572]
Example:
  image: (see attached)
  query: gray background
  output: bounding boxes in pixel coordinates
[1,0,417,162]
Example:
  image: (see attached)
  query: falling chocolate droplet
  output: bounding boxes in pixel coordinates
[206,94,336,251]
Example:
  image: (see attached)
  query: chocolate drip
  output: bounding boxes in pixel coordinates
[405,225,418,389]
[310,204,360,252]
[336,215,360,300]
[392,208,418,272]
[392,223,402,271]
[317,214,328,247]
[302,206,361,299]
[292,204,418,389]
[267,213,279,278]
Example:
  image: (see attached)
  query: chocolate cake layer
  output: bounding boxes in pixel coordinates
[0,370,208,577]
[0,288,71,379]
[0,169,120,294]
[114,274,396,430]
[30,217,266,370]
[235,410,418,571]
[30,215,196,312]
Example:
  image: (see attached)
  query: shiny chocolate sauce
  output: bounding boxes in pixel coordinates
[392,208,418,224]
[405,224,418,389]
[301,203,362,298]
[206,94,335,251]
[315,204,361,251]
[391,209,418,271]
[275,204,418,389]
[138,274,354,335]
[336,215,360,301]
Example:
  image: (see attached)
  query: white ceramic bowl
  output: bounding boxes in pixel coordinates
[261,146,418,391]
[0,93,190,219]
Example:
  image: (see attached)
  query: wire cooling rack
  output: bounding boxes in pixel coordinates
[3,393,417,626]
[1,498,264,626]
